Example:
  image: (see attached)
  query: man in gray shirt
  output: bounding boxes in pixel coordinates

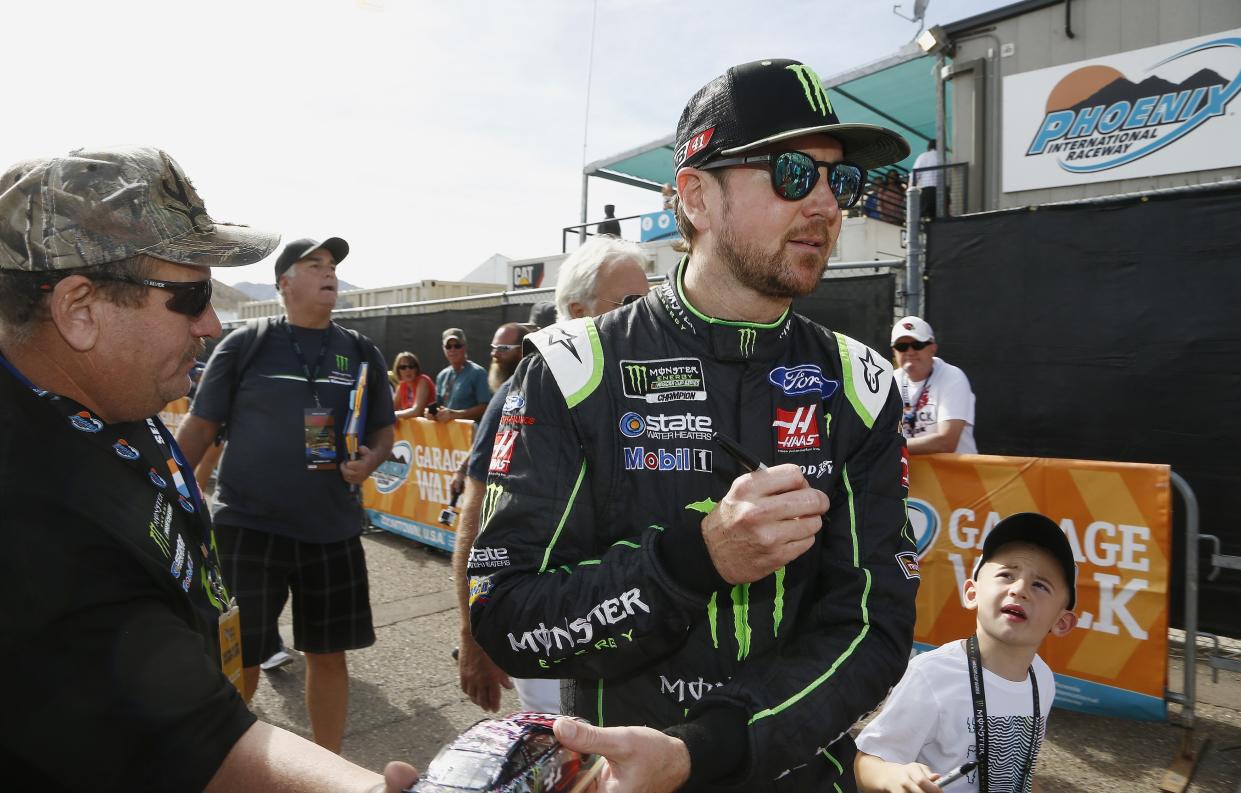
[177,237,395,754]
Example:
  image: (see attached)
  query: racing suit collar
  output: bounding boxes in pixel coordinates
[649,256,793,363]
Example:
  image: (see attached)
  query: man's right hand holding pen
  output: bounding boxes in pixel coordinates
[703,431,828,585]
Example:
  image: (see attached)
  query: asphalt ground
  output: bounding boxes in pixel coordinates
[247,530,1241,792]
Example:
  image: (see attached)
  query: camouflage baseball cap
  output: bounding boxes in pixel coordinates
[0,145,279,272]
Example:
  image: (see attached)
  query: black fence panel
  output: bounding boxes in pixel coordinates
[794,272,895,353]
[925,184,1241,637]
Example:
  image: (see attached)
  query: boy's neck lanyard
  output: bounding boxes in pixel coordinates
[284,319,331,408]
[966,634,1040,793]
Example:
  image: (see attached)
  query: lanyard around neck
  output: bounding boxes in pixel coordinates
[0,355,231,610]
[966,634,1039,793]
[900,364,933,411]
[284,320,331,407]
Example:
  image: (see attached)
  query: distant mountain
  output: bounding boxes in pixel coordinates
[1070,68,1228,115]
[230,279,361,302]
[211,280,253,313]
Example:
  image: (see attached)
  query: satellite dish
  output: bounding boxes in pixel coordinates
[893,0,930,34]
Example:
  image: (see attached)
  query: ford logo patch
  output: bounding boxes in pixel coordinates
[768,365,839,399]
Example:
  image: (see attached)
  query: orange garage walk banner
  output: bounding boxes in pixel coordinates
[908,453,1171,720]
[364,418,475,552]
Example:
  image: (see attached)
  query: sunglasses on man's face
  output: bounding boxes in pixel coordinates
[93,274,214,317]
[444,341,463,350]
[600,293,646,309]
[490,343,521,353]
[699,151,865,207]
[892,340,933,353]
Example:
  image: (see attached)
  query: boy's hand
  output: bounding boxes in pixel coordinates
[876,762,942,792]
[855,752,942,793]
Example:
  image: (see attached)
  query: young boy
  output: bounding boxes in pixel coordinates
[854,512,1078,792]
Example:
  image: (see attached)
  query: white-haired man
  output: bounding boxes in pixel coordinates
[554,236,652,322]
[454,239,649,715]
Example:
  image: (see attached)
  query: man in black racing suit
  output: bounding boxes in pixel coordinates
[469,59,919,792]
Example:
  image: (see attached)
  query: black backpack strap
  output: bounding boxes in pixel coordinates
[216,316,272,442]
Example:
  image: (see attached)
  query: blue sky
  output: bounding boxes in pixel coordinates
[4,0,1011,288]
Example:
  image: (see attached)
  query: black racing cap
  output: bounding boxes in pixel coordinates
[973,512,1077,610]
[274,237,349,282]
[674,59,910,172]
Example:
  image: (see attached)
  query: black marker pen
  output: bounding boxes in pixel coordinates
[936,760,977,788]
[712,431,767,472]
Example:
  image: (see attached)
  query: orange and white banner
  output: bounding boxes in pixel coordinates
[908,453,1171,719]
[363,417,475,552]
[159,397,190,434]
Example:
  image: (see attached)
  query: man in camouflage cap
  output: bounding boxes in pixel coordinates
[0,146,417,792]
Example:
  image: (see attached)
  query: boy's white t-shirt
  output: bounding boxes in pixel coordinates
[855,640,1055,793]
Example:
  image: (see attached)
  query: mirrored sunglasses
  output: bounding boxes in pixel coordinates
[490,343,522,353]
[700,151,865,208]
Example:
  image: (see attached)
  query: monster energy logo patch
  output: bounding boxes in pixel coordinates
[738,328,757,357]
[786,64,832,116]
[619,358,707,403]
[335,354,350,370]
[480,482,504,531]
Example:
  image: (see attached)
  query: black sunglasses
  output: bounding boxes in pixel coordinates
[699,151,865,208]
[444,341,463,350]
[892,340,933,352]
[600,293,646,309]
[94,275,214,317]
[397,363,418,370]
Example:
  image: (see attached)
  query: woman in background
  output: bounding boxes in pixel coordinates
[391,352,436,420]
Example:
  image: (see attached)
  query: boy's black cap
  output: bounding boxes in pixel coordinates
[973,512,1077,609]
[674,59,910,172]
[274,237,349,282]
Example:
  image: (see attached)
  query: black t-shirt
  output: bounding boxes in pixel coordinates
[192,319,396,542]
[0,360,255,792]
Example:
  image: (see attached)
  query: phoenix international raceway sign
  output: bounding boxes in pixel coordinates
[1002,28,1241,192]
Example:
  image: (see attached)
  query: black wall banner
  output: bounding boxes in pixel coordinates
[925,184,1241,636]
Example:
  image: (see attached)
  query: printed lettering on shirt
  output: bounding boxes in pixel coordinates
[618,411,712,441]
[507,588,650,655]
[773,406,821,451]
[620,358,707,403]
[469,546,511,568]
[623,447,713,472]
[489,429,519,474]
[768,364,839,399]
[799,460,834,479]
